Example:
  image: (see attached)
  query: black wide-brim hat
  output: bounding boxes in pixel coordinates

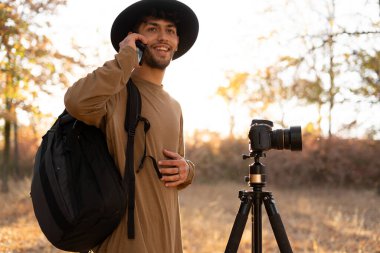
[111,0,199,60]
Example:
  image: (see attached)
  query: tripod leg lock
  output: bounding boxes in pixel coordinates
[263,192,278,217]
[225,191,253,253]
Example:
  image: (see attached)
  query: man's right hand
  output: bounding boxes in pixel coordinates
[118,33,147,53]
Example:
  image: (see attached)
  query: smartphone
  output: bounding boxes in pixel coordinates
[135,41,146,66]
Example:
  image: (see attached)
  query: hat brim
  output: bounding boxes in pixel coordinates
[111,0,199,60]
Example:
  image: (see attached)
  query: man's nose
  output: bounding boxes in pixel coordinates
[157,29,169,41]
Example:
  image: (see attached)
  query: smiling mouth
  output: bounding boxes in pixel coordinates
[155,46,170,52]
[151,43,172,55]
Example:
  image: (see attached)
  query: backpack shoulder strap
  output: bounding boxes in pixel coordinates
[125,79,141,136]
[124,78,141,239]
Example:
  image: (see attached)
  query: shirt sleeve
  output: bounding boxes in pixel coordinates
[64,46,138,127]
[178,114,195,190]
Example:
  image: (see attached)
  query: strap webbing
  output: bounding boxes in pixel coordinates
[124,79,141,239]
[124,79,162,239]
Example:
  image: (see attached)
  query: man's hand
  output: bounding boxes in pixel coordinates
[158,149,189,188]
[118,32,147,52]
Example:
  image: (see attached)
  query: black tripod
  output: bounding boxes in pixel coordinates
[225,151,293,253]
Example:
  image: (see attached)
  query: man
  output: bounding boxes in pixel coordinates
[64,0,198,252]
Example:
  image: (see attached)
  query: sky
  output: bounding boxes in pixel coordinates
[40,0,380,138]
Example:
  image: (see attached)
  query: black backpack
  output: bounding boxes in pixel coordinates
[31,79,145,252]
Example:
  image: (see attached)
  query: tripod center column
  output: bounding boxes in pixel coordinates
[249,160,266,187]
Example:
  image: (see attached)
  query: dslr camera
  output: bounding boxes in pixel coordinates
[248,119,302,152]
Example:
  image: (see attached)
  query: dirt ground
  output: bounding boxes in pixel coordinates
[0,179,379,253]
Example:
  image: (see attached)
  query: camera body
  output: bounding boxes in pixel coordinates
[248,119,302,152]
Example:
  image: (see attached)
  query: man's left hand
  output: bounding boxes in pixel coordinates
[158,149,189,188]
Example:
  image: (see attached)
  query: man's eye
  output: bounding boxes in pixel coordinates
[167,29,176,35]
[147,27,157,32]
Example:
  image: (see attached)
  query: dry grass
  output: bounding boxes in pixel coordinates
[0,178,63,253]
[0,179,379,253]
[180,181,380,253]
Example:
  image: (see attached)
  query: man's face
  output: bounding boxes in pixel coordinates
[137,18,179,69]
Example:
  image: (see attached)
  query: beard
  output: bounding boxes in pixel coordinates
[143,47,174,70]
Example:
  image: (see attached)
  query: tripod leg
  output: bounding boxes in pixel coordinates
[225,191,252,253]
[253,191,263,253]
[263,192,293,253]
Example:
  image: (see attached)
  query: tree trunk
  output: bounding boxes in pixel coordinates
[1,101,11,192]
[327,35,335,139]
[229,113,235,139]
[13,120,20,178]
[317,103,323,136]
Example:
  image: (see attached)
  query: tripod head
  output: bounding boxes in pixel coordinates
[242,151,266,188]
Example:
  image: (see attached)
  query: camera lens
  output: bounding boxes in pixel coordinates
[271,129,285,150]
[282,127,302,151]
[271,127,302,151]
[287,126,302,151]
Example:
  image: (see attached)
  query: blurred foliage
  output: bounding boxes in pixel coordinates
[0,0,82,192]
[353,50,380,103]
[186,130,380,191]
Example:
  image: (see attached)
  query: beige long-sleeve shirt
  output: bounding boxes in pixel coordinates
[64,46,194,253]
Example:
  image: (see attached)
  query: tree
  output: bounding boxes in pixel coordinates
[249,63,296,127]
[354,50,380,103]
[216,72,249,138]
[268,0,380,138]
[0,0,79,192]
